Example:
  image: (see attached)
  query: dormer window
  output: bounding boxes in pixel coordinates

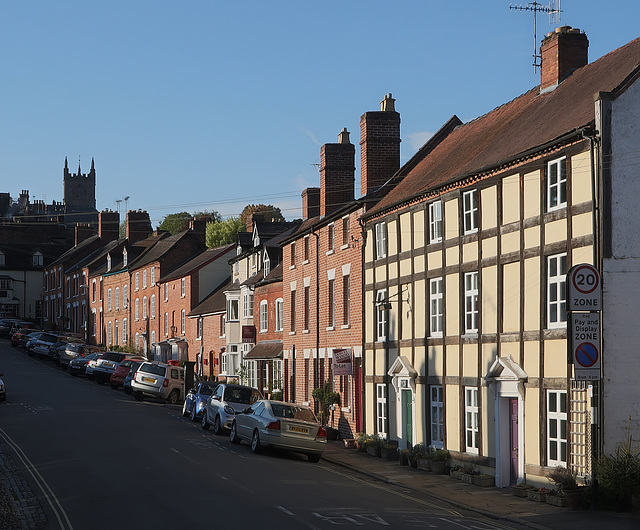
[106,253,112,272]
[122,248,128,267]
[32,251,43,267]
[263,251,271,277]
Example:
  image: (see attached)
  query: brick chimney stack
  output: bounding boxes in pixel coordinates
[74,223,95,246]
[301,187,320,220]
[360,93,401,197]
[540,26,588,93]
[189,218,207,245]
[126,210,152,243]
[98,210,120,243]
[320,128,355,217]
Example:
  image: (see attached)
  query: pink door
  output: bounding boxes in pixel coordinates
[510,398,519,485]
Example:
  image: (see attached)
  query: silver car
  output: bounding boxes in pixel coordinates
[230,400,327,462]
[201,383,262,435]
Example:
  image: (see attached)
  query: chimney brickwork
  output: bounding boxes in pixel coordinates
[320,128,355,216]
[541,26,588,93]
[301,187,320,220]
[98,210,120,243]
[126,210,152,243]
[360,93,401,197]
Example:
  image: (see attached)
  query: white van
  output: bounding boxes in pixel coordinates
[131,362,184,404]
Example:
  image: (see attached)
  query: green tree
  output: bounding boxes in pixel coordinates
[158,212,192,234]
[206,217,245,247]
[193,210,222,223]
[240,204,285,228]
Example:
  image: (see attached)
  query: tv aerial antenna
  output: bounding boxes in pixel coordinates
[510,1,562,72]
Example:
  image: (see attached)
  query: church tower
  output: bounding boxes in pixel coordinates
[63,157,98,226]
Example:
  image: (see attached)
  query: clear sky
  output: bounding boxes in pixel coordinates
[2,1,639,227]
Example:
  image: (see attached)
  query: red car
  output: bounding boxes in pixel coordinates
[110,359,143,389]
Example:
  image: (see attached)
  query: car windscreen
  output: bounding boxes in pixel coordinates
[271,404,317,422]
[138,363,166,376]
[200,384,216,396]
[100,352,126,362]
[223,387,256,404]
[39,334,58,343]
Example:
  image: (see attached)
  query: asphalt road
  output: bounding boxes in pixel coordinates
[0,341,525,529]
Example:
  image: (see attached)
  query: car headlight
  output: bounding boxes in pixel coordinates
[223,405,235,415]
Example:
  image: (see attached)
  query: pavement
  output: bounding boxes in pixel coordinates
[321,440,640,529]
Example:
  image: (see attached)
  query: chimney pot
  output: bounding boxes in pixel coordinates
[540,26,588,93]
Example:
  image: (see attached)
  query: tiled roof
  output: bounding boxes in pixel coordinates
[365,35,640,218]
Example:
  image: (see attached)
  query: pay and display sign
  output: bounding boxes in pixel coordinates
[570,311,601,381]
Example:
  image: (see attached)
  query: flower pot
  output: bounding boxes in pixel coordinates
[461,472,475,484]
[450,469,464,480]
[545,494,568,507]
[366,445,381,457]
[511,485,534,497]
[381,448,398,461]
[417,458,431,471]
[399,452,409,466]
[430,460,447,475]
[563,488,583,510]
[473,475,495,487]
[356,442,367,452]
[527,490,547,503]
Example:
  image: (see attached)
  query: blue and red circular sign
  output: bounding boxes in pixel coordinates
[575,342,598,368]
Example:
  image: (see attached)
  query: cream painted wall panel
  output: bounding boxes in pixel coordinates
[483,237,497,259]
[365,268,374,286]
[572,212,593,239]
[365,290,375,343]
[503,262,521,333]
[413,346,426,376]
[524,387,541,466]
[388,261,398,281]
[501,231,520,255]
[365,381,376,434]
[523,341,540,378]
[523,170,541,219]
[481,386,494,459]
[365,350,376,377]
[524,226,540,250]
[400,284,412,341]
[463,241,478,263]
[375,264,387,283]
[414,279,426,339]
[500,341,519,360]
[365,229,374,262]
[571,151,592,205]
[445,385,461,452]
[482,187,498,229]
[389,286,399,341]
[502,174,521,225]
[414,254,425,275]
[445,274,460,336]
[428,250,442,270]
[400,213,412,253]
[413,210,426,250]
[524,257,540,331]
[543,339,568,378]
[482,343,498,378]
[462,343,478,378]
[399,258,411,278]
[445,198,459,240]
[446,246,459,267]
[572,246,593,265]
[428,344,444,376]
[545,219,567,245]
[375,351,388,375]
[482,265,498,334]
[446,345,459,376]
[415,388,427,444]
[388,220,398,257]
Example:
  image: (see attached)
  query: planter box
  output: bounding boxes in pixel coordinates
[381,448,398,461]
[450,469,464,480]
[366,446,381,457]
[473,475,495,487]
[399,452,409,466]
[545,494,568,507]
[460,473,475,484]
[511,485,534,497]
[417,459,431,471]
[430,460,448,475]
[356,442,367,452]
[527,490,547,503]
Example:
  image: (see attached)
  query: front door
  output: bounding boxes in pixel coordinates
[510,398,519,485]
[402,389,413,447]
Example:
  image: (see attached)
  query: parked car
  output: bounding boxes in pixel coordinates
[182,381,219,421]
[0,318,21,338]
[110,359,144,389]
[26,333,60,356]
[48,341,71,363]
[201,383,262,435]
[8,321,39,340]
[93,352,146,384]
[131,362,184,404]
[68,352,102,376]
[123,361,143,394]
[230,400,326,462]
[0,373,5,401]
[11,329,43,348]
[59,343,104,370]
[85,353,103,379]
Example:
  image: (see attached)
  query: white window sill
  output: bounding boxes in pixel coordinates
[326,250,334,256]
[302,330,310,334]
[289,331,296,336]
[341,324,351,329]
[326,326,335,331]
[340,244,349,250]
[302,259,309,265]
[289,265,296,270]
[342,407,351,413]
[429,332,443,339]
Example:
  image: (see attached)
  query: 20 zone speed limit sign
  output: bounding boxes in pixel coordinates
[568,264,601,311]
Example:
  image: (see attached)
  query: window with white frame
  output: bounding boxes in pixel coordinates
[150,294,155,318]
[342,274,350,326]
[197,318,203,339]
[290,290,296,332]
[106,255,112,272]
[342,216,350,247]
[122,318,127,343]
[150,330,155,344]
[135,272,139,290]
[181,278,186,297]
[303,236,310,262]
[275,298,283,332]
[223,345,240,375]
[246,361,257,388]
[107,288,112,311]
[243,291,254,318]
[304,285,310,331]
[429,200,443,243]
[547,390,568,467]
[115,287,120,310]
[430,386,444,449]
[123,284,128,308]
[375,222,387,259]
[463,190,478,234]
[429,277,444,337]
[548,253,567,328]
[143,269,147,289]
[464,272,479,334]
[32,251,43,266]
[263,252,270,276]
[164,312,169,336]
[114,320,119,345]
[135,298,139,320]
[220,314,226,337]
[107,321,113,346]
[150,266,155,285]
[327,278,335,329]
[327,223,334,253]
[376,384,387,438]
[181,309,186,334]
[272,360,283,391]
[259,300,268,332]
[547,156,567,211]
[142,296,147,319]
[164,283,169,301]
[227,297,239,321]
[376,289,387,341]
[465,387,479,454]
[122,249,128,267]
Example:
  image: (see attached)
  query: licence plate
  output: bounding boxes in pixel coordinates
[142,376,156,383]
[104,362,114,368]
[288,425,310,434]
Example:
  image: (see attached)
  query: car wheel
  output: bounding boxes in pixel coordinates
[251,430,261,454]
[124,386,132,395]
[134,391,144,402]
[190,405,198,422]
[307,454,321,463]
[201,410,210,430]
[213,415,223,435]
[166,389,179,405]
[230,422,241,445]
[95,374,104,384]
[110,383,118,389]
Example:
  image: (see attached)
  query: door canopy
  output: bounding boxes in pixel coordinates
[387,355,418,394]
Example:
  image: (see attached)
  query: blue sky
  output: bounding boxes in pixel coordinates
[2,1,639,227]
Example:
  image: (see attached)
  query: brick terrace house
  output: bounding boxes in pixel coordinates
[360,27,640,488]
[281,95,402,438]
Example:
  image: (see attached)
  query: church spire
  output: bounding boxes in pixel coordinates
[77,157,82,176]
[64,157,68,170]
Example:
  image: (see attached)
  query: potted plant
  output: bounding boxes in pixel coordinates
[473,473,495,487]
[594,433,640,512]
[547,466,582,510]
[527,487,551,503]
[366,434,384,457]
[449,464,464,480]
[511,482,534,497]
[429,449,449,475]
[460,463,476,483]
[312,382,341,439]
[409,443,427,468]
[399,449,410,466]
[381,441,399,461]
[356,433,371,452]
[544,489,568,507]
